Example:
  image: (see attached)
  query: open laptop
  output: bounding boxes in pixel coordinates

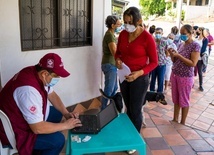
[71,101,118,134]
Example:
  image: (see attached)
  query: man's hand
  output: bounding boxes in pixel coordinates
[64,118,82,129]
[64,112,79,120]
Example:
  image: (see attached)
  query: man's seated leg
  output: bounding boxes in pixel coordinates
[33,132,65,155]
[47,106,63,123]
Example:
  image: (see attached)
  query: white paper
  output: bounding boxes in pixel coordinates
[118,63,131,82]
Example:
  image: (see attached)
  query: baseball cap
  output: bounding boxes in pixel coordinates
[39,53,70,77]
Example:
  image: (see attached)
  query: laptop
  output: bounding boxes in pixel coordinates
[71,101,118,134]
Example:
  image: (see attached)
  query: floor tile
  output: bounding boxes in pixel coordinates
[144,137,169,150]
[192,120,211,131]
[152,106,168,115]
[144,112,150,119]
[157,125,178,135]
[177,129,202,140]
[188,111,200,120]
[195,130,214,138]
[163,134,187,146]
[171,122,191,130]
[201,111,214,120]
[145,103,157,110]
[189,108,204,115]
[141,127,162,138]
[151,117,171,125]
[162,115,173,121]
[197,115,214,125]
[205,108,214,115]
[148,110,163,117]
[146,146,152,155]
[157,104,173,110]
[187,139,214,152]
[192,104,207,111]
[171,145,197,155]
[144,118,156,127]
[165,111,173,118]
[151,149,174,155]
[208,126,214,133]
[197,152,214,155]
[186,117,196,126]
[204,137,214,147]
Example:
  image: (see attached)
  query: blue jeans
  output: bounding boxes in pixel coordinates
[101,63,118,110]
[150,65,166,93]
[33,106,64,155]
[120,75,149,132]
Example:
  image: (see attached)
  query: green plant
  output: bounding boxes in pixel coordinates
[181,10,185,21]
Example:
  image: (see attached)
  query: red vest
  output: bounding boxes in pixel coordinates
[0,66,48,155]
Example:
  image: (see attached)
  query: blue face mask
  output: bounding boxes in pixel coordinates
[155,34,162,39]
[115,27,120,33]
[47,78,60,87]
[180,35,188,42]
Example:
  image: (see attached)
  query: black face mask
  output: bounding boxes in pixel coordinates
[196,32,200,36]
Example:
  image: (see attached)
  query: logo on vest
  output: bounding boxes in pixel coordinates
[29,105,37,114]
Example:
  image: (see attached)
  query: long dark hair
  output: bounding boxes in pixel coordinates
[123,7,141,27]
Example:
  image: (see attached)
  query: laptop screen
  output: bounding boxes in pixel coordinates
[99,102,118,128]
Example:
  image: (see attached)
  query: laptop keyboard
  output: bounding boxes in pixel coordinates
[73,115,99,133]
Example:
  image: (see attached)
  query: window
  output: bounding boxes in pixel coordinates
[195,0,202,6]
[19,0,92,51]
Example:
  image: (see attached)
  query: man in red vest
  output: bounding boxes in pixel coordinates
[0,53,82,155]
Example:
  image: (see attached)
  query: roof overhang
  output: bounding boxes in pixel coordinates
[112,0,129,8]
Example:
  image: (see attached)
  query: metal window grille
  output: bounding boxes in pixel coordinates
[196,0,202,6]
[19,0,92,51]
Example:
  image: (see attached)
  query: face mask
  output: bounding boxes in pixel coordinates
[47,78,60,87]
[196,32,200,36]
[180,35,188,42]
[155,34,162,39]
[115,27,120,33]
[124,24,136,33]
[167,38,173,44]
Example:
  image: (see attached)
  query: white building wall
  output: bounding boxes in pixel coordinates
[184,5,213,20]
[0,0,111,107]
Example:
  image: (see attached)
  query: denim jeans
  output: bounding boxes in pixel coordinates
[101,63,118,110]
[33,106,64,155]
[150,65,166,93]
[197,60,204,86]
[120,75,149,132]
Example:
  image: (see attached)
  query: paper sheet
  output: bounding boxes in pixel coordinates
[118,63,131,82]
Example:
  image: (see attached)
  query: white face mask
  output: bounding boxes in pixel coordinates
[167,38,173,45]
[124,24,136,33]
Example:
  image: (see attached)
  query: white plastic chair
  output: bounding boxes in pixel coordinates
[0,110,18,155]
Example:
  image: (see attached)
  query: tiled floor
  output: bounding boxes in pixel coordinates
[61,52,214,155]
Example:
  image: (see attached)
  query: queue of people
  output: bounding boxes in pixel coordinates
[101,6,214,131]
